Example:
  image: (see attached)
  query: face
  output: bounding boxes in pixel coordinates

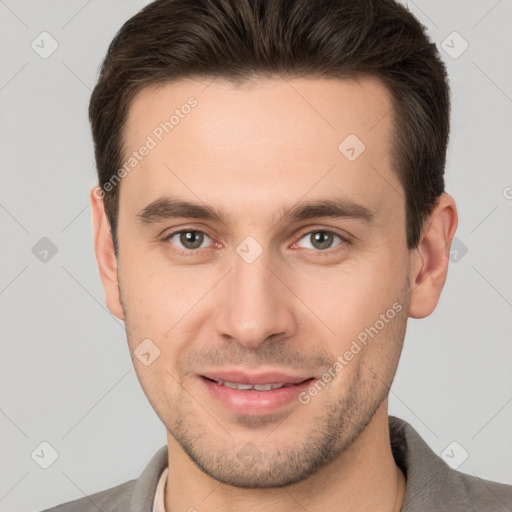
[111,76,414,487]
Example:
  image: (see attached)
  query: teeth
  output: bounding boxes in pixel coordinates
[253,384,273,391]
[222,381,252,390]
[216,380,286,391]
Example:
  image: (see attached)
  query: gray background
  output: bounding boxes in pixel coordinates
[1,0,511,510]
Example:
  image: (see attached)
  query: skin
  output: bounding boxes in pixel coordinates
[91,76,458,512]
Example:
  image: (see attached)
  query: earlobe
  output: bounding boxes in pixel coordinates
[408,193,458,319]
[90,186,125,321]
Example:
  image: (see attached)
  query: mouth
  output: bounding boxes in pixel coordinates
[202,376,313,391]
[198,371,316,416]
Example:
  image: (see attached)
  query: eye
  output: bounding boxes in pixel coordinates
[164,229,212,252]
[295,230,348,252]
[162,227,349,257]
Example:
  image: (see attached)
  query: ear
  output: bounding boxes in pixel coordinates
[90,186,125,321]
[408,193,458,319]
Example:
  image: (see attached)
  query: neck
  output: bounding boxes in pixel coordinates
[165,402,406,512]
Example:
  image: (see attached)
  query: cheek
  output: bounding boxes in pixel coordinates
[119,258,211,374]
[119,250,188,326]
[294,255,404,344]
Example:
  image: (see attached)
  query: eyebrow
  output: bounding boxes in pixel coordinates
[136,195,375,228]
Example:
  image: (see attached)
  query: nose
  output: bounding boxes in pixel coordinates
[214,242,298,349]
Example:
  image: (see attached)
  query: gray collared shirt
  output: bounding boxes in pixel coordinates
[42,415,512,511]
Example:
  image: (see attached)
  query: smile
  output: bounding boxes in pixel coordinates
[206,378,305,391]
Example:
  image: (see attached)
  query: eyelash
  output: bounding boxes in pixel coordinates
[162,227,351,258]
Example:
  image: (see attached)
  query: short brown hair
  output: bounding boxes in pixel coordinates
[89,0,450,254]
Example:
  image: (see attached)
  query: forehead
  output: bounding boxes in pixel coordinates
[125,75,393,150]
[120,76,400,225]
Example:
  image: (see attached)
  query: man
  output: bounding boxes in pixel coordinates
[43,0,512,511]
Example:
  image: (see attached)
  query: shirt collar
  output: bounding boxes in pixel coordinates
[152,466,168,512]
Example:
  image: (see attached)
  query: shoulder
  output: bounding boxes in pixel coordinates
[40,479,136,512]
[388,415,512,511]
[455,471,512,510]
[39,445,168,512]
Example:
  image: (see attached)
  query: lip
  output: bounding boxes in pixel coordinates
[198,370,316,416]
